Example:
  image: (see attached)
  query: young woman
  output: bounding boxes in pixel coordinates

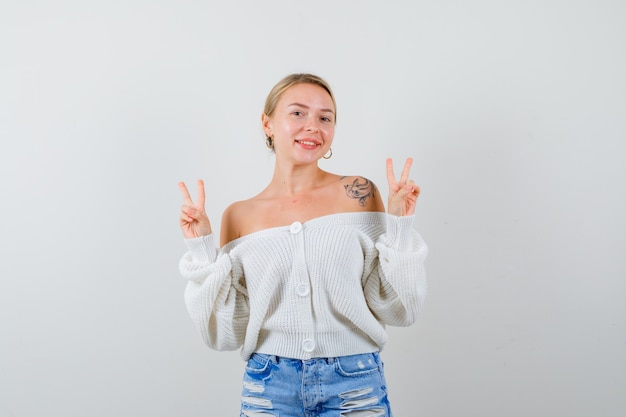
[178,73,427,417]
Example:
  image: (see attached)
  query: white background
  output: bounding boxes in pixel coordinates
[1,1,625,416]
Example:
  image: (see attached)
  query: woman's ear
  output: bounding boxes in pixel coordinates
[261,113,272,138]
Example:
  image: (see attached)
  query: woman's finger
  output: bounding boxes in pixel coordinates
[196,179,205,209]
[386,158,397,187]
[180,205,195,220]
[399,158,413,184]
[178,182,193,204]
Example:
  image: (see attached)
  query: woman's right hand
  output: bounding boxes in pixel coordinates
[178,180,212,239]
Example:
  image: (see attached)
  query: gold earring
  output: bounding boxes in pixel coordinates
[323,148,333,159]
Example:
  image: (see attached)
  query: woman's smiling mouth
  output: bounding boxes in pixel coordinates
[295,139,320,148]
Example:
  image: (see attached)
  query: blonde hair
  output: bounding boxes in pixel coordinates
[263,73,337,123]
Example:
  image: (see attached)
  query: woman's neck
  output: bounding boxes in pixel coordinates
[268,163,330,196]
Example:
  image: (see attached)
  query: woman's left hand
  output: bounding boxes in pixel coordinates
[386,157,421,216]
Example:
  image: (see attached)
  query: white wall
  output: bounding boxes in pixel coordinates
[1,1,624,416]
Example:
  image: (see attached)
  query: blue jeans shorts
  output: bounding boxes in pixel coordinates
[240,351,393,417]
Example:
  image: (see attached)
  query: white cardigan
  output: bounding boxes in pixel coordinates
[179,211,428,361]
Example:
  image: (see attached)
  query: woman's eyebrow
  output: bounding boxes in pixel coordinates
[287,102,335,114]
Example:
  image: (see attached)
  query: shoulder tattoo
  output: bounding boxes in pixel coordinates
[344,177,376,207]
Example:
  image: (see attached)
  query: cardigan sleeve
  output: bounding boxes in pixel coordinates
[179,233,249,351]
[362,214,428,326]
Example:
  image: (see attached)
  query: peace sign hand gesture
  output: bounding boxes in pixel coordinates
[386,158,421,217]
[178,180,212,239]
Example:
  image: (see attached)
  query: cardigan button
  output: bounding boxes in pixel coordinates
[302,339,315,352]
[296,283,310,297]
[289,221,303,234]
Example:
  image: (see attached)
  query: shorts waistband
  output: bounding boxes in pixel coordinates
[251,351,380,365]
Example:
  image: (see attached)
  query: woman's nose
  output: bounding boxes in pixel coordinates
[304,118,319,132]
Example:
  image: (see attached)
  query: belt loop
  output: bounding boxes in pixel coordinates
[270,355,278,364]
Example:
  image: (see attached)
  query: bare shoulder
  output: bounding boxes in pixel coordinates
[339,175,385,212]
[220,199,256,246]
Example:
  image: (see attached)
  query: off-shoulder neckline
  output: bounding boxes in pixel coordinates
[222,211,387,250]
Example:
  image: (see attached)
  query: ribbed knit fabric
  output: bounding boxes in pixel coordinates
[179,212,427,361]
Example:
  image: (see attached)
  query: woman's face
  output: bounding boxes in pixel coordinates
[263,83,335,164]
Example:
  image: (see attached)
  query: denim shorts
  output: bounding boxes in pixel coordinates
[240,351,393,417]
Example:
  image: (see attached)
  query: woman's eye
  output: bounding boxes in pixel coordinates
[321,116,332,122]
[292,111,304,116]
